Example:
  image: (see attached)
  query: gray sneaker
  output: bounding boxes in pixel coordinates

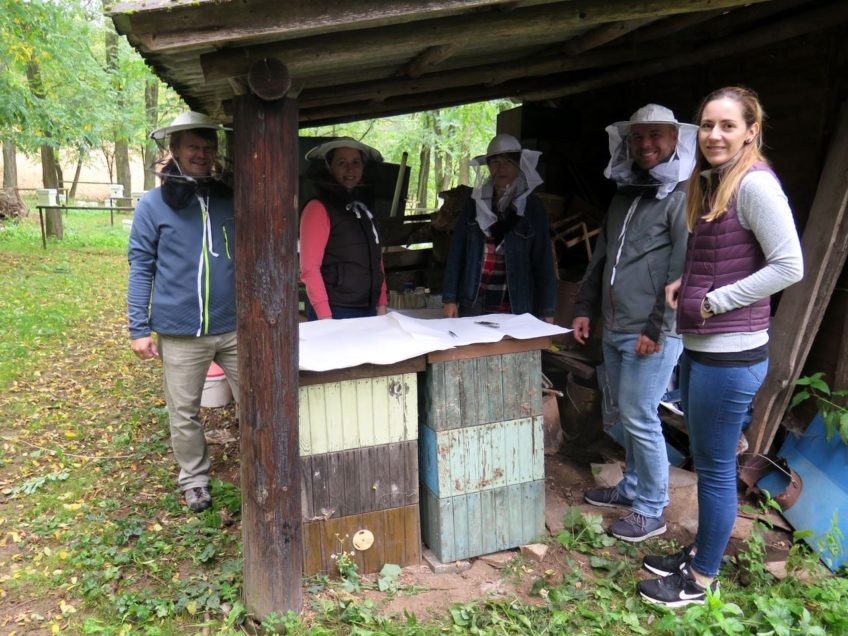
[584,486,633,509]
[185,486,212,512]
[610,511,666,542]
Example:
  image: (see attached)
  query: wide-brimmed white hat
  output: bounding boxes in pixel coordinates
[471,133,524,164]
[304,137,383,163]
[609,104,696,136]
[149,111,229,141]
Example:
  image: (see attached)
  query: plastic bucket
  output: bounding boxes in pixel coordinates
[201,362,233,408]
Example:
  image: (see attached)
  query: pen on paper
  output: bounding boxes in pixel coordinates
[475,321,499,328]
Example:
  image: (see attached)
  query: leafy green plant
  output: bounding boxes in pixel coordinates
[330,534,361,593]
[735,495,779,586]
[790,372,848,444]
[556,506,617,553]
[655,587,746,635]
[377,563,402,594]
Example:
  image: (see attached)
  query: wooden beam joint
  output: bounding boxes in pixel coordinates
[247,58,291,101]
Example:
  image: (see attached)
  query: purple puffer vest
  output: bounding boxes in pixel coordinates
[677,163,773,334]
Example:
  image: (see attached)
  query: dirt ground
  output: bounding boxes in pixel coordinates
[200,405,794,622]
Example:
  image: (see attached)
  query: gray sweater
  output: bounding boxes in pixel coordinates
[684,170,804,352]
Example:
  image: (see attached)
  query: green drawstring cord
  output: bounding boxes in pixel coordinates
[222,226,231,259]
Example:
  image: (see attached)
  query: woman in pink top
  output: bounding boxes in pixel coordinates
[299,137,388,320]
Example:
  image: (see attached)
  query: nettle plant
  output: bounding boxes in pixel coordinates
[790,372,848,444]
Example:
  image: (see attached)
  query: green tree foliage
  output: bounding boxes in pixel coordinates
[306,99,515,210]
[0,0,111,157]
[0,0,184,192]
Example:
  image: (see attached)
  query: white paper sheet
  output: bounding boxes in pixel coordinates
[299,313,570,372]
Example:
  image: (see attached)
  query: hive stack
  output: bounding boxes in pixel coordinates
[419,350,545,562]
[299,372,421,575]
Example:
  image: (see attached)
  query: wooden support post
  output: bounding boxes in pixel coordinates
[744,101,848,459]
[233,94,302,618]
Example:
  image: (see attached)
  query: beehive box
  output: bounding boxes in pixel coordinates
[299,367,422,575]
[419,347,547,563]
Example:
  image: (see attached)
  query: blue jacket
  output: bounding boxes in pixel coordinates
[127,187,236,339]
[442,194,556,319]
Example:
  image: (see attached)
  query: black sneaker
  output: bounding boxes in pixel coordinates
[638,563,717,608]
[643,544,695,576]
[609,511,666,542]
[185,485,212,512]
[584,486,633,509]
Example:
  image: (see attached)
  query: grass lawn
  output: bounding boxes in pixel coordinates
[1,209,846,635]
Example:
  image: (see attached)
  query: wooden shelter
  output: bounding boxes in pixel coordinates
[110,0,848,619]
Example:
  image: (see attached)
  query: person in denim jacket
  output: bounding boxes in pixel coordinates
[441,134,555,322]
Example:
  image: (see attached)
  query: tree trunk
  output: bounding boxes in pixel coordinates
[433,116,444,207]
[116,140,131,201]
[27,56,63,237]
[69,155,83,200]
[105,17,131,199]
[459,119,472,186]
[417,145,430,209]
[143,79,159,191]
[2,140,17,188]
[442,153,454,192]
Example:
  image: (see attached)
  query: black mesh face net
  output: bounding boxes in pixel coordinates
[148,128,232,187]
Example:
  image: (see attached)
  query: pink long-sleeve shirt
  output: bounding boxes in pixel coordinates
[299,199,388,319]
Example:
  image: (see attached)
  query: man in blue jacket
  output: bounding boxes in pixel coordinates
[128,112,238,512]
[572,105,695,541]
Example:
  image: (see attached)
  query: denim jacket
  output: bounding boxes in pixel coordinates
[442,194,556,319]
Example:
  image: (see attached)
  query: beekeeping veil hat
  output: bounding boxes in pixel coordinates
[149,111,230,141]
[469,134,543,235]
[604,104,698,199]
[305,137,383,164]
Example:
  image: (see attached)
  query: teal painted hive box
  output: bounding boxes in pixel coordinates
[419,346,547,563]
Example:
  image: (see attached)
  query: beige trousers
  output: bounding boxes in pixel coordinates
[159,331,239,490]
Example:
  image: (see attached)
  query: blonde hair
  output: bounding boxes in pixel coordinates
[686,86,767,230]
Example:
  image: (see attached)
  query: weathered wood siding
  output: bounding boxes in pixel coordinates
[303,504,420,576]
[299,373,421,575]
[424,350,542,430]
[299,373,418,455]
[420,480,546,563]
[420,349,545,563]
[419,416,544,497]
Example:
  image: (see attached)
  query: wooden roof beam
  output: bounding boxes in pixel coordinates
[403,44,463,79]
[561,18,655,56]
[299,45,659,110]
[199,0,772,83]
[110,0,559,53]
[522,0,848,101]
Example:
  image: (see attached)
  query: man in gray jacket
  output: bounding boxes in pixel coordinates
[128,112,238,513]
[572,104,695,541]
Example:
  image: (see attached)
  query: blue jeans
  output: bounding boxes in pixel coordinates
[681,352,768,577]
[603,329,683,518]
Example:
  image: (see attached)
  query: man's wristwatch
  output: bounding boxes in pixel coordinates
[702,297,715,317]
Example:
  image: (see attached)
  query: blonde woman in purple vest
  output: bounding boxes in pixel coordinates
[638,87,803,607]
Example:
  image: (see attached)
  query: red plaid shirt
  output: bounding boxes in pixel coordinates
[479,235,510,313]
